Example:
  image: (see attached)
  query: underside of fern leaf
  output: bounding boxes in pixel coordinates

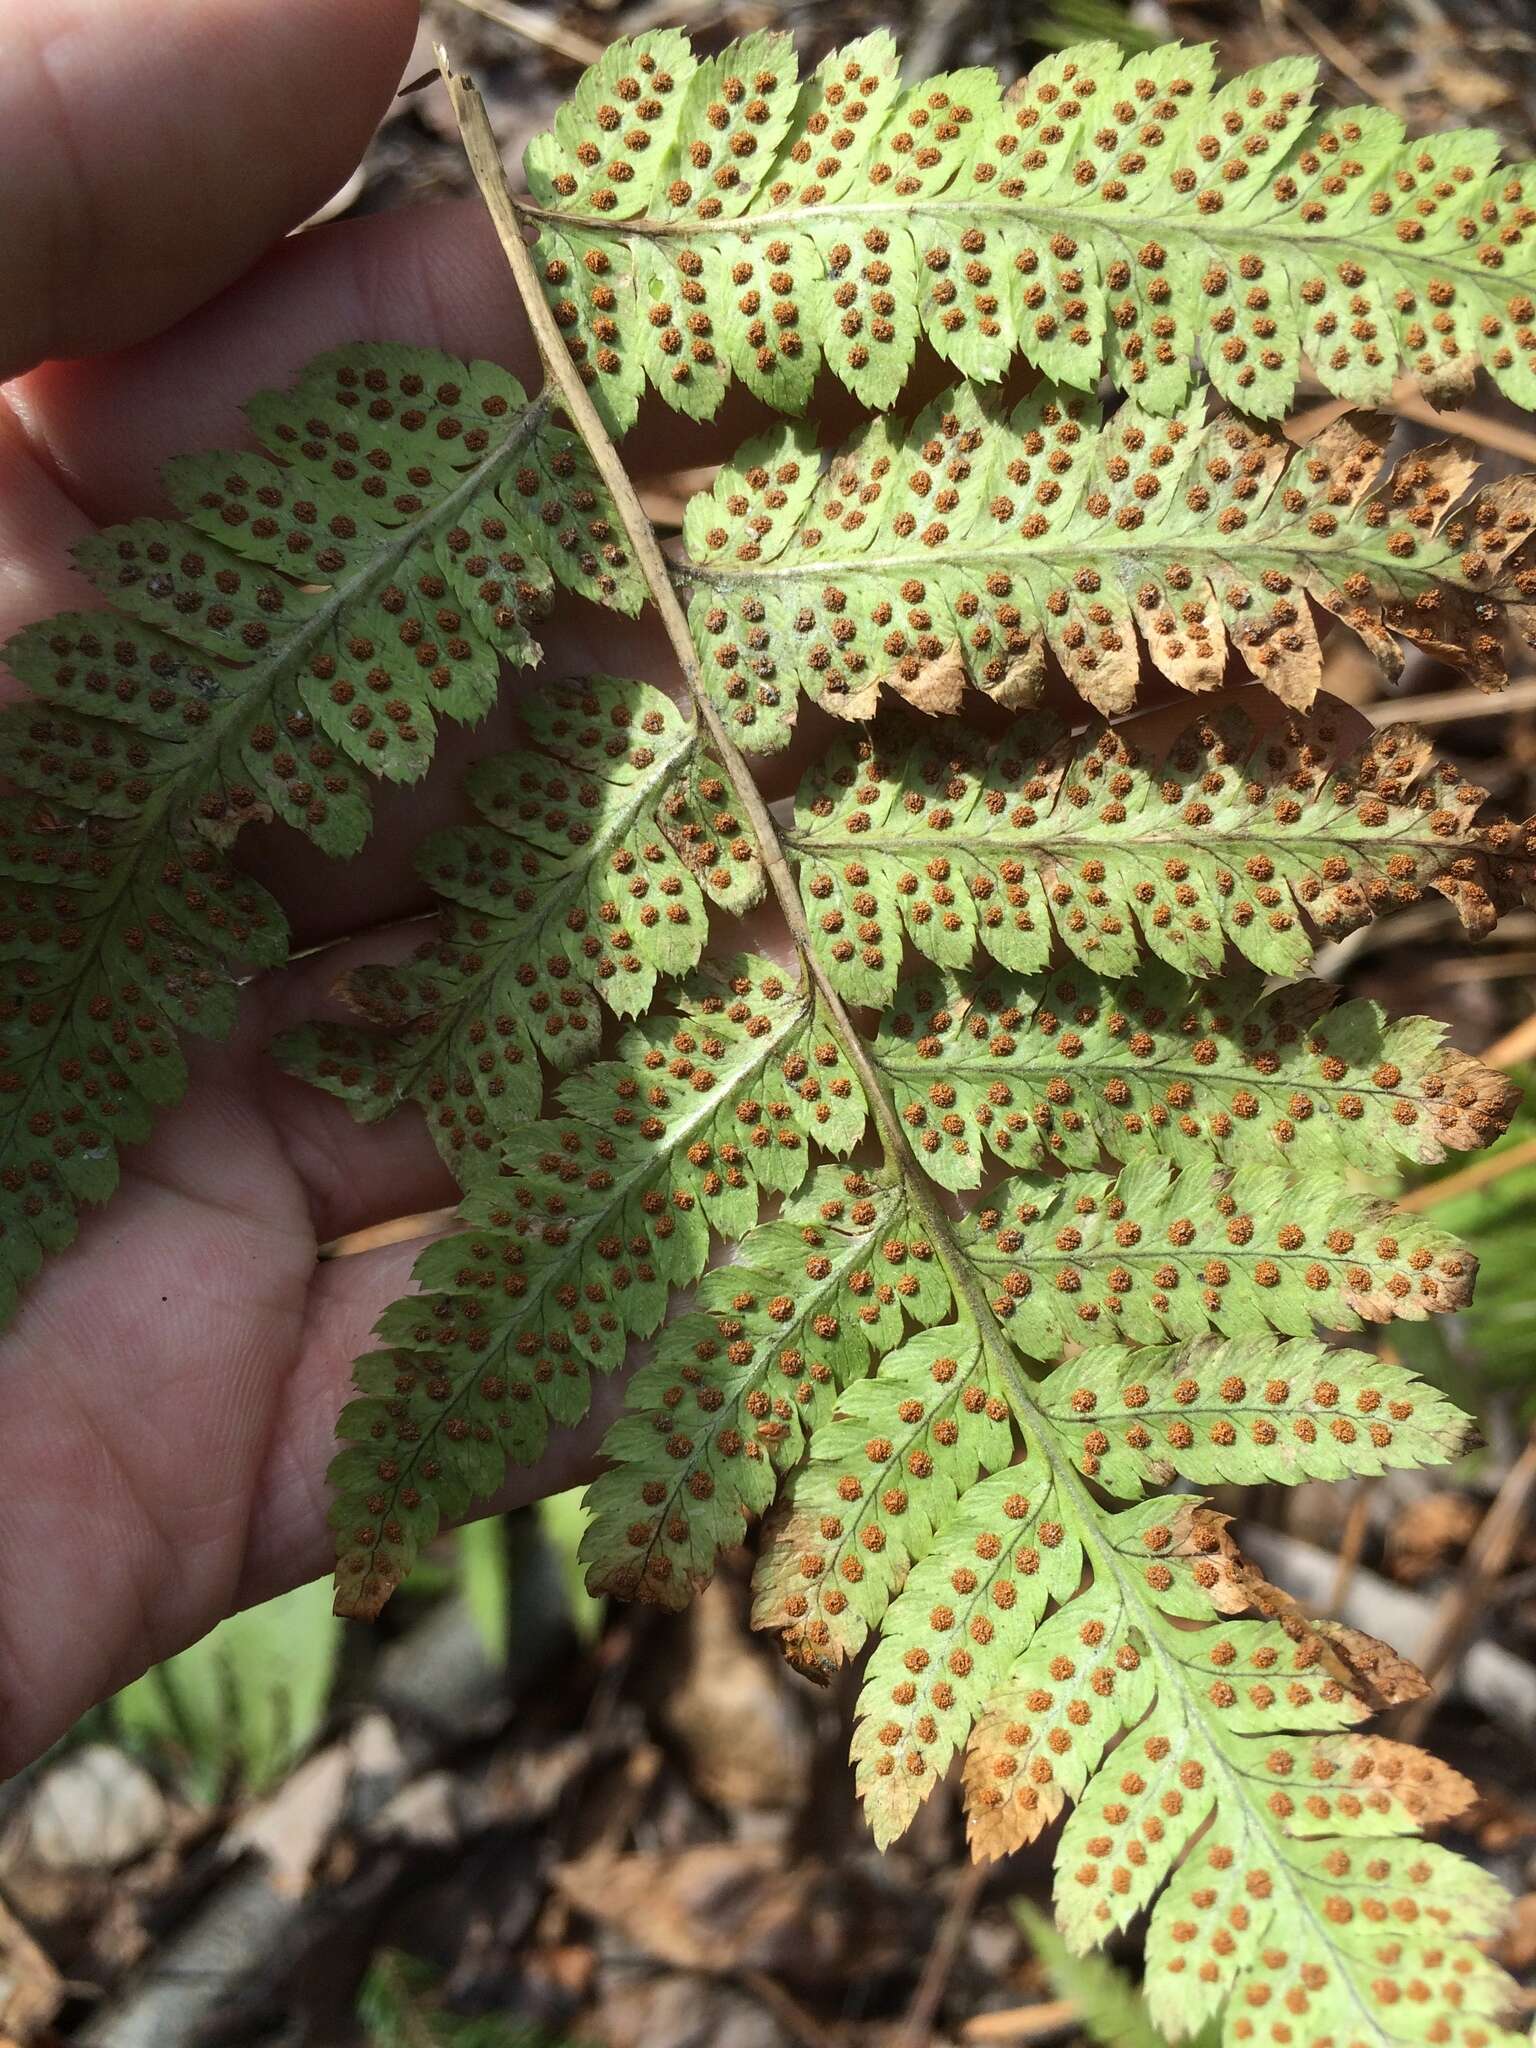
[683,388,1536,739]
[788,697,1536,1001]
[0,345,642,1322]
[961,1159,1476,1347]
[520,30,1536,430]
[328,953,867,1616]
[874,959,1516,1188]
[754,1312,1519,2046]
[279,675,762,1179]
[0,26,1526,2047]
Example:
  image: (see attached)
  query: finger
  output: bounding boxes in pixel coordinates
[243,917,462,1243]
[0,0,419,382]
[245,774,806,1243]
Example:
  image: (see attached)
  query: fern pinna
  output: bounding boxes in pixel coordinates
[4,28,1536,2048]
[518,29,1536,429]
[0,347,640,1318]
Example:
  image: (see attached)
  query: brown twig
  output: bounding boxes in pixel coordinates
[318,1206,456,1258]
[1364,674,1536,726]
[1397,1132,1536,1212]
[1481,1009,1536,1071]
[1393,392,1536,466]
[896,1860,988,2048]
[739,1969,848,2048]
[1396,1425,1536,1743]
[959,2000,1078,2045]
[1327,1480,1376,1617]
[1275,0,1413,116]
[452,0,607,67]
[1291,375,1536,466]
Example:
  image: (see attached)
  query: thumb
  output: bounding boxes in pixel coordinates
[0,0,419,382]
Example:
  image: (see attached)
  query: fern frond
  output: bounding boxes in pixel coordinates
[580,1165,950,1602]
[958,1496,1514,2047]
[961,1160,1475,1347]
[279,676,762,1179]
[521,31,1536,427]
[329,954,866,1616]
[683,389,1536,741]
[874,960,1516,1189]
[0,345,644,1322]
[787,699,1535,1004]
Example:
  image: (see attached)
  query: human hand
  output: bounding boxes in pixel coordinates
[0,0,688,1772]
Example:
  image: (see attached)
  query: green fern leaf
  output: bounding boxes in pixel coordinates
[521,31,1536,428]
[580,1165,950,1603]
[1037,1332,1470,1493]
[330,954,866,1615]
[749,1318,1016,1670]
[279,675,762,1180]
[787,699,1535,1005]
[0,344,644,1323]
[683,388,1536,742]
[837,1310,1513,2045]
[960,1499,1517,2048]
[961,1159,1475,1347]
[874,960,1516,1190]
[805,1327,1467,1840]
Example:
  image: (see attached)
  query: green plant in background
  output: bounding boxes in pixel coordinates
[109,1579,339,1802]
[359,1950,580,2048]
[459,1491,601,1667]
[1392,1069,1536,1419]
[1028,2,1161,58]
[1015,1900,1219,2048]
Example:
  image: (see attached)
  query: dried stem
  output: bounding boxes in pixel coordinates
[1398,1130,1536,1212]
[452,0,608,66]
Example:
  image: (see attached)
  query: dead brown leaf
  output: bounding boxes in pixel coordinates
[0,1899,61,2045]
[553,1842,809,1973]
[888,638,967,717]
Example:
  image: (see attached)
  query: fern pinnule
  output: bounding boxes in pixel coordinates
[1035,1331,1470,1491]
[580,1166,950,1604]
[962,1159,1476,1346]
[788,700,1536,1002]
[683,389,1536,742]
[520,30,1536,428]
[279,675,763,1180]
[750,1318,1019,1671]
